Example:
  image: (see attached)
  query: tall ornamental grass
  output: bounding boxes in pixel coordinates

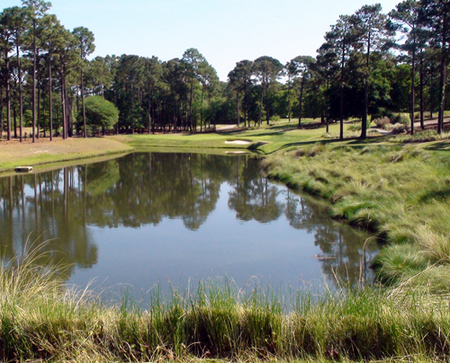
[2,242,450,361]
[263,143,450,288]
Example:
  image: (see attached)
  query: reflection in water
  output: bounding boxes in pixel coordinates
[0,153,378,297]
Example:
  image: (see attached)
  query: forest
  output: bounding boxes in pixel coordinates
[1,0,450,142]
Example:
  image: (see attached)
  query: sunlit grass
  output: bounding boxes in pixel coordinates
[0,137,133,173]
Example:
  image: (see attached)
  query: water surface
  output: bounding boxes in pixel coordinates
[0,152,377,301]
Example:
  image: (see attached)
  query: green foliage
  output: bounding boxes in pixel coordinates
[391,113,409,125]
[82,95,119,131]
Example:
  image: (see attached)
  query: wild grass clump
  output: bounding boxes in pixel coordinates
[374,116,391,128]
[391,129,450,143]
[391,113,410,125]
[3,243,450,362]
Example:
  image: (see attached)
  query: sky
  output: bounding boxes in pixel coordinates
[2,0,401,81]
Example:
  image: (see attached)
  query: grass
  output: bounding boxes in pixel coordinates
[4,121,450,361]
[111,119,335,155]
[0,136,133,174]
[2,241,450,362]
[263,140,450,287]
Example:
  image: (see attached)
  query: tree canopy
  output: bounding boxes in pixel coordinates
[1,0,450,140]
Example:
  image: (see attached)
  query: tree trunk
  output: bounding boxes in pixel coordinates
[430,75,434,119]
[148,87,154,134]
[438,8,448,135]
[13,107,17,139]
[326,78,330,133]
[420,54,424,129]
[361,33,371,140]
[66,87,73,137]
[298,80,304,129]
[81,70,87,138]
[6,53,11,141]
[200,86,204,132]
[287,77,292,122]
[340,57,345,140]
[258,84,263,127]
[37,81,41,139]
[16,39,23,143]
[410,33,416,135]
[49,55,53,141]
[130,84,134,134]
[0,87,3,140]
[189,82,193,132]
[60,60,67,140]
[236,91,240,128]
[32,19,37,143]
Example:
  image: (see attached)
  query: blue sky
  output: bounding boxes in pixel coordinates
[3,0,401,81]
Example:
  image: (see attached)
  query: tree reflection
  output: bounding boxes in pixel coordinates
[228,157,284,223]
[0,153,377,287]
[284,190,378,287]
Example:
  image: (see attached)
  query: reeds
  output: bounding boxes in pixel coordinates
[2,244,450,362]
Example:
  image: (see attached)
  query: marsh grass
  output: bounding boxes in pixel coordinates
[263,143,450,286]
[2,243,450,362]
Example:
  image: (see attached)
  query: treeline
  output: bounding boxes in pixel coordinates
[1,0,449,141]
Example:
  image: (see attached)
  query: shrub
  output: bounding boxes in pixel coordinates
[374,116,391,128]
[270,115,281,122]
[392,114,409,125]
[391,124,407,134]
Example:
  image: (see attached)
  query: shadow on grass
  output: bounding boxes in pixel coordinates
[418,186,450,202]
[424,141,450,151]
[266,134,394,154]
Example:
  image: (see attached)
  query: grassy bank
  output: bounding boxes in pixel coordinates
[2,245,450,362]
[0,137,133,174]
[112,119,337,155]
[263,135,450,288]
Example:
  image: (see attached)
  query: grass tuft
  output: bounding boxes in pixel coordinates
[3,245,450,362]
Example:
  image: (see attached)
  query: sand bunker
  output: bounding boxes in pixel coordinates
[225,140,252,145]
[225,151,249,154]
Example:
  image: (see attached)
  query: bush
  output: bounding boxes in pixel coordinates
[347,123,361,131]
[392,114,409,125]
[270,115,281,122]
[373,116,391,128]
[391,123,407,134]
[81,96,119,132]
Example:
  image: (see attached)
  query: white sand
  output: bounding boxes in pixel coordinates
[224,140,252,145]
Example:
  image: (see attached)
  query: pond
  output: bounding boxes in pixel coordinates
[0,152,378,302]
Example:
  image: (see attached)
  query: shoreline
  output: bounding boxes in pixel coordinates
[2,124,450,288]
[0,136,134,175]
[2,124,450,361]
